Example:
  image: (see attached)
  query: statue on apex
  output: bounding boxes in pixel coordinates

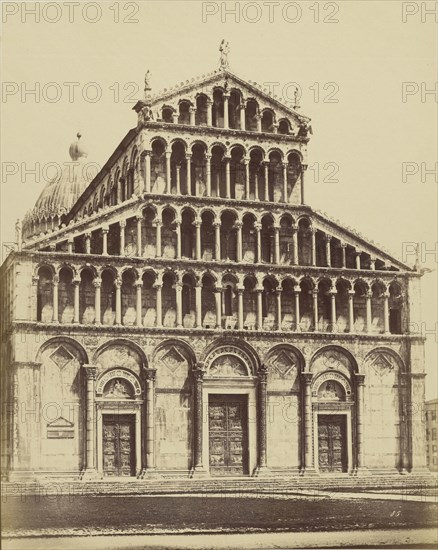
[219,40,230,70]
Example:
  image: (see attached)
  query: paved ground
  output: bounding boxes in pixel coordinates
[2,528,437,549]
[2,494,437,539]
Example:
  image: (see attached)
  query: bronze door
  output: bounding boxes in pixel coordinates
[103,415,135,477]
[209,396,248,476]
[318,415,347,472]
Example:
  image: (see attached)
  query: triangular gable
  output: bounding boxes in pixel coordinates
[135,68,310,125]
[47,417,74,428]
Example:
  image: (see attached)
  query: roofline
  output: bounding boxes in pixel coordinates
[145,68,311,123]
[64,128,139,223]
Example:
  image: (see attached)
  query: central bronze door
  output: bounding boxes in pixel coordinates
[103,415,135,477]
[208,395,248,476]
[318,415,347,473]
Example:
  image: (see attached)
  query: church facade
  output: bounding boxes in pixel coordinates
[0,54,427,481]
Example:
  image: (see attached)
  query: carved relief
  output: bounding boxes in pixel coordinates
[205,345,253,377]
[208,355,247,377]
[96,369,141,397]
[103,378,134,399]
[50,346,73,370]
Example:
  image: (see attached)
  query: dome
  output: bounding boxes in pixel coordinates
[23,133,94,239]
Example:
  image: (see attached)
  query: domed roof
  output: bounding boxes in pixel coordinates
[23,133,94,238]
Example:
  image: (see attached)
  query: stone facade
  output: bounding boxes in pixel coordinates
[0,61,428,481]
[425,399,438,471]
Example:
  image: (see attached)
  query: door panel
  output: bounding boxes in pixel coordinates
[209,396,248,476]
[103,415,135,477]
[318,415,347,473]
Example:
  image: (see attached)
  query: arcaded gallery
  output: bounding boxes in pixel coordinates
[0,54,427,481]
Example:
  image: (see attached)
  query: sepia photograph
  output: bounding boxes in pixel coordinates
[1,1,437,549]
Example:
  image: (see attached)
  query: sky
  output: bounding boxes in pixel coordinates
[1,0,437,397]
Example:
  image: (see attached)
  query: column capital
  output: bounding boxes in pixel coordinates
[355,373,366,385]
[143,368,157,382]
[92,277,102,289]
[193,220,202,228]
[192,366,205,381]
[340,242,348,249]
[153,282,162,290]
[185,153,192,160]
[205,153,212,160]
[213,221,221,228]
[189,106,197,113]
[84,232,92,239]
[302,372,314,385]
[52,275,59,285]
[234,221,243,229]
[72,277,81,286]
[348,290,355,297]
[293,285,301,294]
[154,219,162,227]
[115,277,122,288]
[136,215,143,222]
[165,151,171,159]
[119,219,127,228]
[328,289,337,296]
[83,365,98,380]
[254,222,262,231]
[325,234,332,242]
[143,149,152,157]
[258,364,269,383]
[134,280,143,288]
[355,250,362,257]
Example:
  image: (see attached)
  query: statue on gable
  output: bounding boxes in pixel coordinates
[219,40,230,70]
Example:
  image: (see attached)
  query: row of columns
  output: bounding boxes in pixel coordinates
[45,276,391,334]
[82,364,367,476]
[71,222,379,271]
[141,152,301,204]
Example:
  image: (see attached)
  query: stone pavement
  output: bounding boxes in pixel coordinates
[2,528,437,549]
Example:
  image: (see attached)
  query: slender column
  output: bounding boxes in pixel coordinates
[256,287,263,330]
[85,233,91,254]
[239,103,245,129]
[205,154,212,196]
[223,93,229,129]
[144,368,157,471]
[276,290,282,331]
[165,152,171,194]
[67,238,73,254]
[312,289,318,331]
[224,157,231,198]
[154,283,162,327]
[330,289,337,332]
[257,365,269,473]
[383,291,390,334]
[175,165,181,194]
[264,162,269,201]
[186,154,192,195]
[355,251,362,270]
[52,275,59,323]
[301,164,307,205]
[325,235,332,267]
[135,280,143,326]
[206,99,213,126]
[155,220,162,258]
[348,290,355,332]
[365,290,372,333]
[192,364,205,472]
[254,170,259,201]
[370,257,376,271]
[175,220,181,259]
[256,112,262,132]
[340,243,347,268]
[214,287,222,328]
[283,163,288,203]
[355,374,366,470]
[144,151,151,193]
[292,226,298,265]
[235,222,243,262]
[243,158,250,199]
[254,223,262,263]
[195,283,202,328]
[216,170,221,197]
[189,106,196,126]
[273,225,280,264]
[294,285,301,331]
[176,282,183,328]
[195,220,202,260]
[73,278,80,323]
[119,221,126,256]
[237,287,244,330]
[114,277,122,325]
[83,365,97,476]
[302,372,314,471]
[214,222,221,261]
[136,216,142,256]
[102,227,109,256]
[94,277,101,325]
[310,228,316,266]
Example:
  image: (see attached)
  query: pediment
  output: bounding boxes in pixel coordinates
[142,69,308,129]
[47,416,74,428]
